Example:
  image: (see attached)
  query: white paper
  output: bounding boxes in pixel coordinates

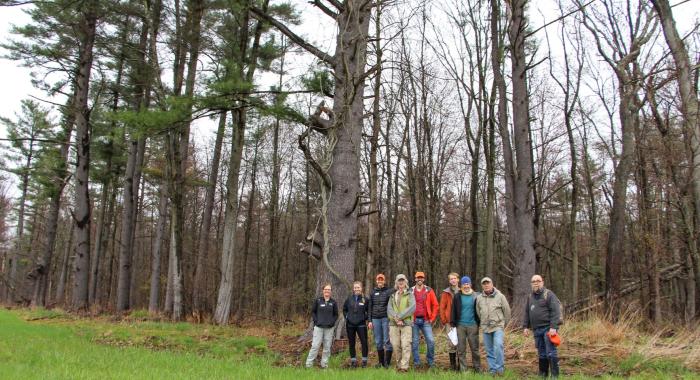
[448,327,458,346]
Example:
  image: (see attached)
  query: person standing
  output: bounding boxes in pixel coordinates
[450,276,481,372]
[387,274,416,372]
[523,275,561,379]
[476,277,511,376]
[368,273,394,368]
[438,272,460,371]
[343,281,370,368]
[411,271,438,368]
[305,284,338,369]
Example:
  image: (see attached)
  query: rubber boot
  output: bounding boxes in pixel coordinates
[449,352,457,371]
[538,358,549,378]
[550,356,560,379]
[384,350,393,368]
[375,350,385,368]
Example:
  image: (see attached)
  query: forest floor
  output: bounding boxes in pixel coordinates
[0,307,699,379]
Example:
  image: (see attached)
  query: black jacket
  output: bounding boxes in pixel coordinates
[343,294,369,326]
[523,288,561,330]
[312,297,338,328]
[450,291,481,327]
[368,286,394,319]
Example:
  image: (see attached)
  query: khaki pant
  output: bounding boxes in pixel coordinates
[306,326,334,368]
[457,324,481,371]
[389,325,412,370]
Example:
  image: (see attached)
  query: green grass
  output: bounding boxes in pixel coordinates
[0,308,697,380]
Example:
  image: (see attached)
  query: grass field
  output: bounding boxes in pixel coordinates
[0,308,698,379]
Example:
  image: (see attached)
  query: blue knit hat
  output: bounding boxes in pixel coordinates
[460,276,471,285]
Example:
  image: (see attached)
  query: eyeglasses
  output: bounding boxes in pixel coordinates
[531,280,542,283]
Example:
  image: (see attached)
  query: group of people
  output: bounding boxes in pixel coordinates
[305,272,562,378]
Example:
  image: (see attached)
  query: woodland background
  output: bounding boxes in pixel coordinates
[0,0,698,329]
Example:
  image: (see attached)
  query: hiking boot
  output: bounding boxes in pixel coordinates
[375,350,385,368]
[361,359,367,368]
[350,360,358,368]
[539,358,549,378]
[449,352,457,371]
[550,356,560,379]
[384,350,393,368]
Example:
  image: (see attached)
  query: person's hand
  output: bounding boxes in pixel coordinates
[549,328,557,336]
[523,328,530,337]
[368,322,373,329]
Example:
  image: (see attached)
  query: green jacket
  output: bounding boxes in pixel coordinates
[387,288,416,327]
[475,288,511,333]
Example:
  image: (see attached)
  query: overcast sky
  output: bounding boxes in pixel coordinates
[0,1,697,151]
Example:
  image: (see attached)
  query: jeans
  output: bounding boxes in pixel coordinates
[457,324,481,371]
[535,326,559,376]
[371,317,392,351]
[483,328,505,374]
[411,317,435,366]
[306,326,334,368]
[347,324,368,360]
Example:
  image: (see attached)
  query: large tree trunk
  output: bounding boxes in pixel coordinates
[316,0,371,331]
[503,0,538,319]
[71,1,98,311]
[213,111,245,324]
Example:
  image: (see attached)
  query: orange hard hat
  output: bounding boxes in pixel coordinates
[547,331,562,347]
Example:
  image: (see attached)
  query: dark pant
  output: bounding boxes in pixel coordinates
[457,324,481,371]
[347,324,369,360]
[534,326,559,376]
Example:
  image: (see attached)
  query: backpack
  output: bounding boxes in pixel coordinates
[529,289,564,326]
[543,289,564,326]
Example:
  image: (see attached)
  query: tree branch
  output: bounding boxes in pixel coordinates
[309,0,338,19]
[250,6,335,66]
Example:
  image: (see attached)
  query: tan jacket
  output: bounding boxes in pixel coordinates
[475,288,511,333]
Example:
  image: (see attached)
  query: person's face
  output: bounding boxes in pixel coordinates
[323,286,332,298]
[461,282,472,292]
[397,279,407,290]
[415,276,425,286]
[481,281,493,292]
[448,276,459,287]
[376,278,385,288]
[531,276,543,291]
[353,283,362,295]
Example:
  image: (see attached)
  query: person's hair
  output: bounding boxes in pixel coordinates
[448,272,459,280]
[353,281,363,289]
[322,283,332,291]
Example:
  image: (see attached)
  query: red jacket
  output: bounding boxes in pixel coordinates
[412,286,439,323]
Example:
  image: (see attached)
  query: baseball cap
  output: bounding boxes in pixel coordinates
[415,271,425,278]
[480,277,493,284]
[396,274,407,281]
[376,273,385,280]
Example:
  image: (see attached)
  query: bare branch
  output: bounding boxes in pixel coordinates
[309,0,338,19]
[250,6,335,66]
